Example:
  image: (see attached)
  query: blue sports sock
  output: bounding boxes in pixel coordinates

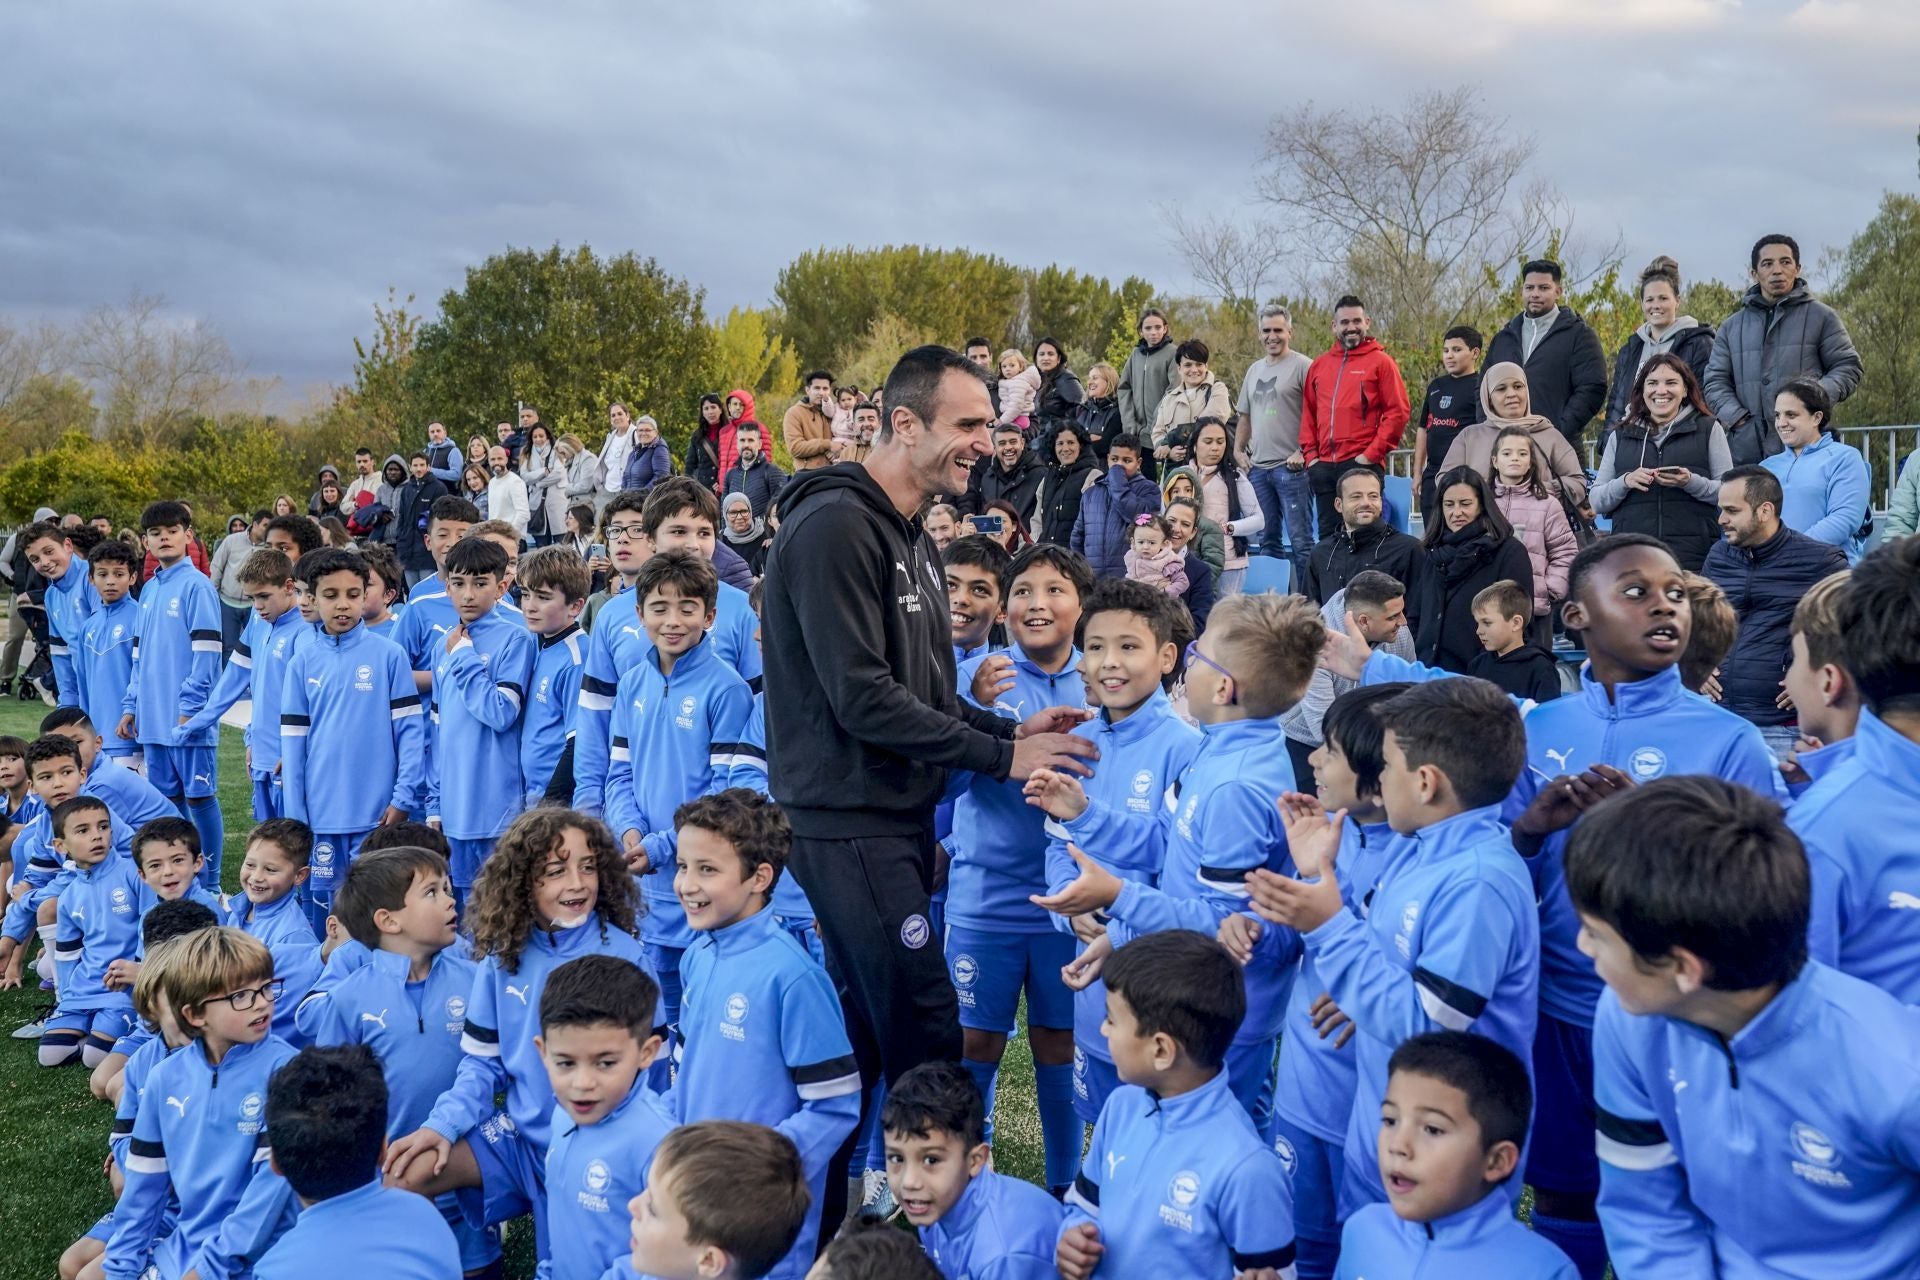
[187,798,223,890]
[962,1058,1000,1144]
[1530,1211,1608,1280]
[1034,1061,1082,1190]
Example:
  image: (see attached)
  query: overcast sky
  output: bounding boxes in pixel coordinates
[4,0,1916,401]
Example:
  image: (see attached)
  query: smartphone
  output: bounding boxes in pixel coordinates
[973,514,1006,535]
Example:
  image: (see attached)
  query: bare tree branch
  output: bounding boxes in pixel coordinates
[71,290,239,446]
[1158,205,1289,309]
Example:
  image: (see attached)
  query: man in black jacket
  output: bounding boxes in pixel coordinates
[1701,466,1848,749]
[762,346,1096,1143]
[393,454,450,587]
[956,423,1044,522]
[1300,468,1426,616]
[1486,259,1610,446]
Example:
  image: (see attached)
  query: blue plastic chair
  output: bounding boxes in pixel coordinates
[1384,474,1413,534]
[1244,556,1292,595]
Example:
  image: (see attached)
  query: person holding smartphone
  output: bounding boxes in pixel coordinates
[1592,353,1732,570]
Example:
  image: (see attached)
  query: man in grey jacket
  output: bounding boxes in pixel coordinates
[1704,234,1863,465]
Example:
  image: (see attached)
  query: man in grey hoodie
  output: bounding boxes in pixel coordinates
[1704,233,1864,465]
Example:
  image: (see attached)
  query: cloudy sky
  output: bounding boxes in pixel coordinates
[4,0,1916,401]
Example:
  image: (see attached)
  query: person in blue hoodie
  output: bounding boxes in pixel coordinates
[1570,777,1920,1278]
[386,809,650,1263]
[1058,930,1296,1280]
[1222,683,1407,1280]
[515,545,588,808]
[949,544,1095,1192]
[1252,678,1539,1225]
[224,819,322,1046]
[1796,537,1920,1003]
[535,953,675,1280]
[574,480,760,818]
[1038,592,1326,1141]
[430,536,537,897]
[1338,1032,1576,1279]
[103,926,299,1280]
[277,548,427,927]
[666,790,861,1280]
[1069,434,1162,578]
[254,1044,462,1280]
[1761,377,1872,562]
[119,501,226,884]
[1022,578,1201,1130]
[71,538,141,766]
[179,547,304,823]
[16,518,99,705]
[882,1060,1062,1280]
[606,550,754,1043]
[302,845,501,1276]
[42,797,141,1066]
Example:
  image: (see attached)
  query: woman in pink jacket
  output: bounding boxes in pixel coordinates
[1488,426,1576,646]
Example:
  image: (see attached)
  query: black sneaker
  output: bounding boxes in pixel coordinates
[0,678,11,698]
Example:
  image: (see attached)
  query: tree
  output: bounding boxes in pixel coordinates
[1830,192,1920,430]
[0,430,164,527]
[705,306,800,408]
[774,245,1027,371]
[1025,267,1154,368]
[1159,207,1287,312]
[0,373,96,463]
[340,287,421,460]
[71,291,239,448]
[407,244,711,452]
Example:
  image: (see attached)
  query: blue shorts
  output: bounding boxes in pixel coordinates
[439,1192,502,1271]
[145,743,218,799]
[1072,1044,1121,1127]
[47,1003,135,1045]
[251,772,284,822]
[461,1111,549,1259]
[446,835,499,891]
[1526,1011,1598,1197]
[944,925,1075,1033]
[84,1210,114,1242]
[1273,1115,1342,1280]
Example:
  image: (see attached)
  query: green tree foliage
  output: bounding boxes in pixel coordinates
[775,246,1028,373]
[1025,268,1157,368]
[705,307,800,413]
[340,288,422,462]
[0,431,164,526]
[1830,192,1920,429]
[0,374,97,464]
[407,244,711,453]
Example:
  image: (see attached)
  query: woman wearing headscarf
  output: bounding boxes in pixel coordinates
[720,492,773,577]
[1440,362,1589,509]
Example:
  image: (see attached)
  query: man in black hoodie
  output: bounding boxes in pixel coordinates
[1485,259,1610,446]
[1301,468,1426,613]
[762,347,1097,1127]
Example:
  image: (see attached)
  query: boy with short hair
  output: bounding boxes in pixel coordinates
[73,538,141,766]
[943,534,1010,665]
[1796,538,1920,1001]
[1676,570,1738,695]
[1339,1031,1575,1278]
[574,479,759,815]
[1022,578,1201,1127]
[358,540,408,637]
[606,551,753,1019]
[103,926,300,1280]
[1058,931,1295,1280]
[42,795,141,1067]
[1467,579,1560,702]
[949,544,1094,1188]
[180,547,306,822]
[580,489,649,633]
[430,536,536,895]
[264,513,324,564]
[1412,325,1484,516]
[1040,592,1324,1138]
[669,789,860,1278]
[16,518,100,705]
[254,1044,462,1280]
[626,1120,812,1280]
[395,494,482,690]
[881,1060,1061,1280]
[516,544,589,807]
[537,953,675,1280]
[119,500,226,880]
[278,547,426,925]
[0,734,34,874]
[1781,569,1856,792]
[1250,678,1539,1221]
[1570,776,1920,1277]
[226,818,322,1043]
[1071,432,1161,578]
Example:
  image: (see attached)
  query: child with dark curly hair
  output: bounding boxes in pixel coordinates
[382,807,650,1263]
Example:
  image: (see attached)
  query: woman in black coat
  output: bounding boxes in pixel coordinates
[1032,337,1087,441]
[1036,420,1100,546]
[1074,361,1123,466]
[1414,466,1534,673]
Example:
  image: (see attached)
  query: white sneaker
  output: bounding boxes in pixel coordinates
[11,1005,51,1040]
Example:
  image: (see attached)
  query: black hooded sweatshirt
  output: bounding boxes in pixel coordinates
[761,464,1016,838]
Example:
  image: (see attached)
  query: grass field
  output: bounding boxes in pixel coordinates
[0,694,1047,1280]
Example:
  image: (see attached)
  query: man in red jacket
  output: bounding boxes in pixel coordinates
[1299,295,1412,539]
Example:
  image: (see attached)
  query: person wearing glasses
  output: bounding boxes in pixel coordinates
[1238,304,1315,583]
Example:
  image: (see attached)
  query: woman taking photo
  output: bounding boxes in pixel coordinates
[1603,256,1715,437]
[1763,377,1872,562]
[1414,466,1533,673]
[519,421,560,544]
[1189,418,1262,595]
[1036,420,1099,547]
[1591,354,1731,571]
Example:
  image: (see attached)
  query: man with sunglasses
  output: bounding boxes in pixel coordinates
[1238,304,1315,583]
